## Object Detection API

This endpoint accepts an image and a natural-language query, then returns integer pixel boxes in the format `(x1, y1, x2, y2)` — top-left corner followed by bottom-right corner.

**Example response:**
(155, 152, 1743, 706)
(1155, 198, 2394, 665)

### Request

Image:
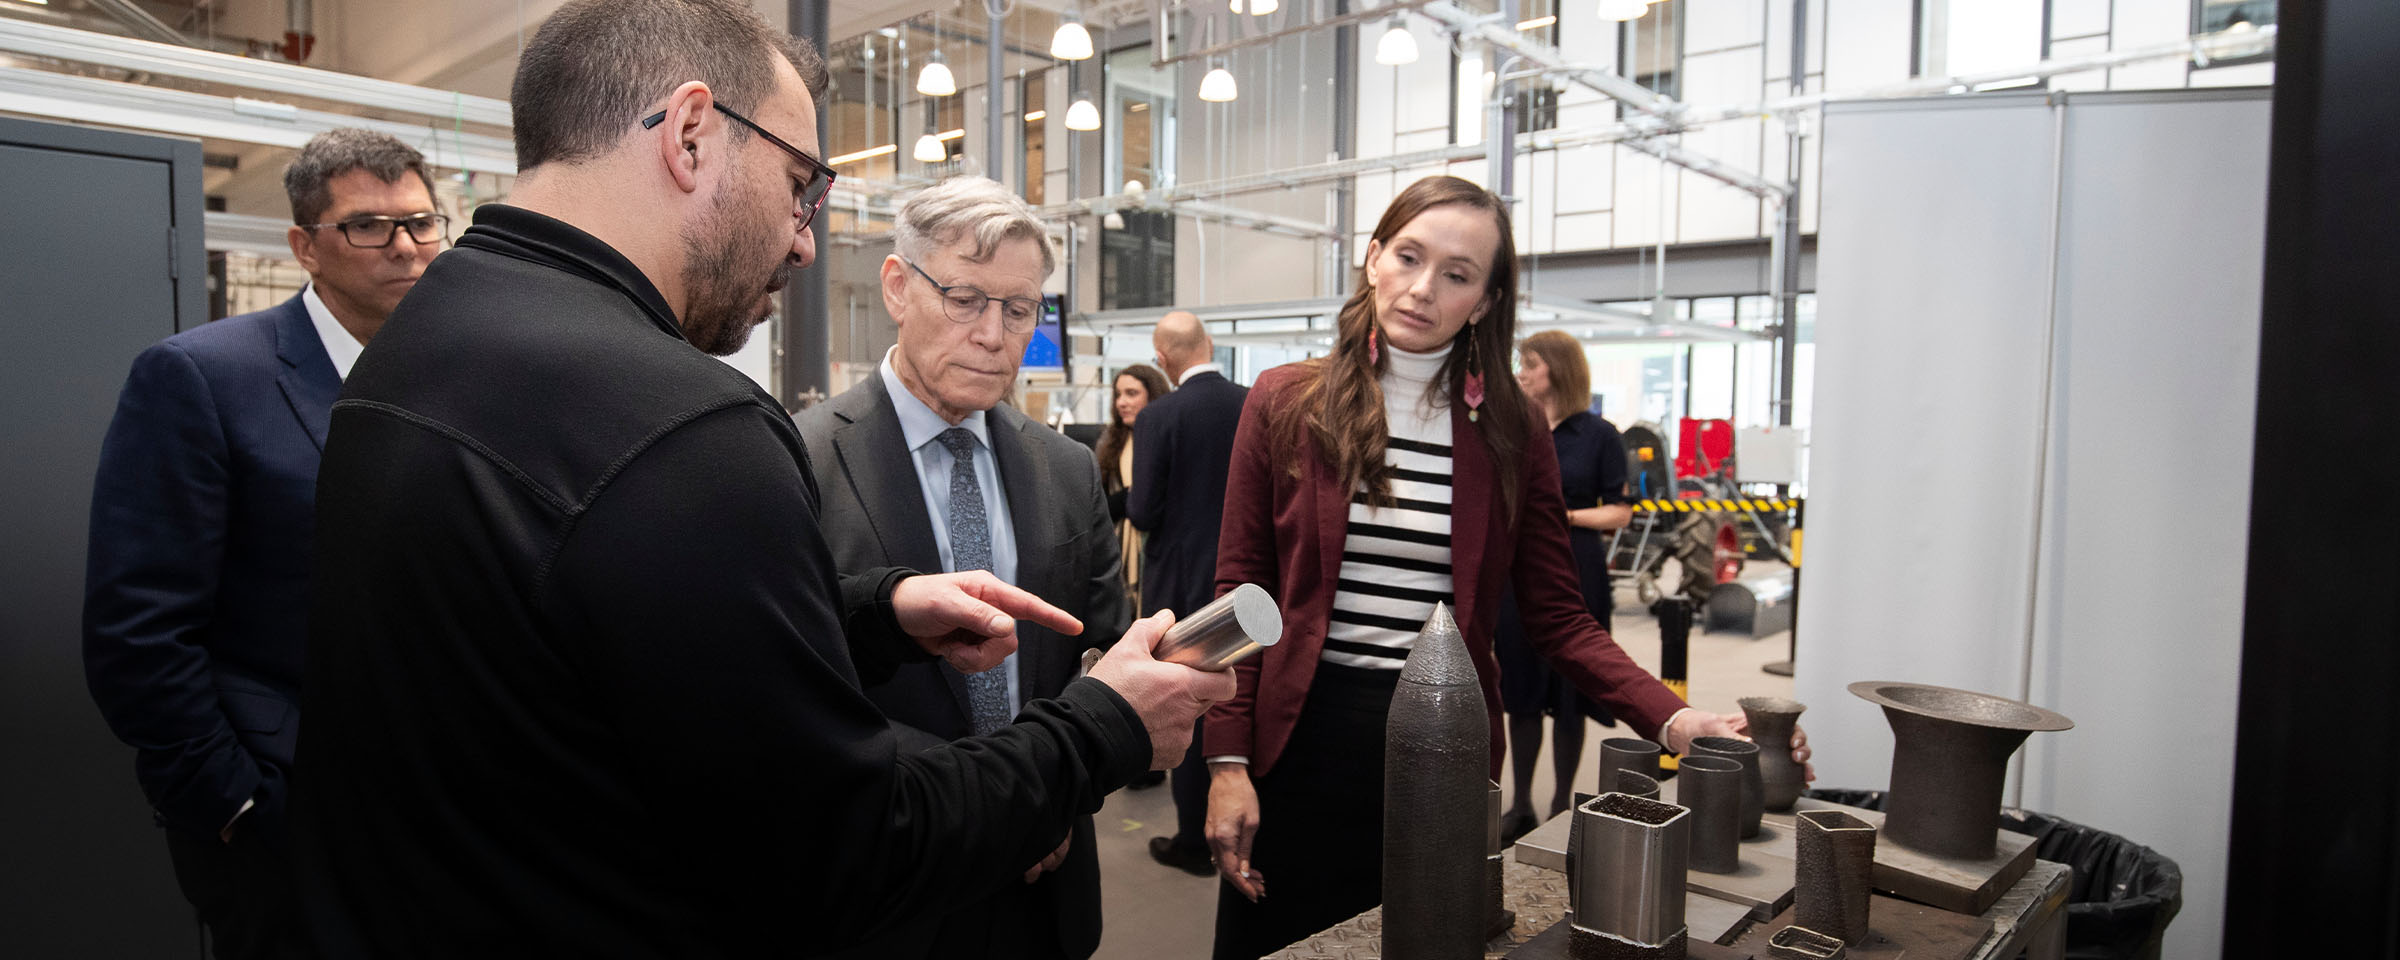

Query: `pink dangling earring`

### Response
(1462, 329, 1485, 422)
(1367, 326, 1380, 365)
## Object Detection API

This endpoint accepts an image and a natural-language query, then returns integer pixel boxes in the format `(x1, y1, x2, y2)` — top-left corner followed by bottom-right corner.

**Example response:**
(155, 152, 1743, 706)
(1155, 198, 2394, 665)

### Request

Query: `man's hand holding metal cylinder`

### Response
(1087, 610, 1239, 769)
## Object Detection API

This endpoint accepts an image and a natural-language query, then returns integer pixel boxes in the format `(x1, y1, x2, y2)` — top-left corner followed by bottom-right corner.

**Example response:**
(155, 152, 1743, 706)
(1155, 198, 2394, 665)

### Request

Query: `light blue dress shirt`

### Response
(878, 350, 1021, 713)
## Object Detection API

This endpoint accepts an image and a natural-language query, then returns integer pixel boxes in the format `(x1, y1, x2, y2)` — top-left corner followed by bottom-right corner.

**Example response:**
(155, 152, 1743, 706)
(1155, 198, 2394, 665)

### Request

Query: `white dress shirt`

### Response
(878, 349, 1022, 713)
(301, 284, 366, 380)
(1175, 362, 1224, 387)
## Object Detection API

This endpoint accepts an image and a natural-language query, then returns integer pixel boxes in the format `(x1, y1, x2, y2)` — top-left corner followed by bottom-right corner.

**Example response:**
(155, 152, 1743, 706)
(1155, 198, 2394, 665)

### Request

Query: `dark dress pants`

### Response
(1211, 663, 1399, 960)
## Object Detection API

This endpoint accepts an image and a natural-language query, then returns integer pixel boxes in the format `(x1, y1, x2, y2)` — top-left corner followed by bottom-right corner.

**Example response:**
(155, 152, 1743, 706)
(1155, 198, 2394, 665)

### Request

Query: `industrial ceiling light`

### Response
(1102, 210, 1126, 230)
(913, 133, 947, 163)
(1064, 97, 1102, 130)
(1600, 0, 1648, 21)
(1050, 18, 1094, 60)
(1245, 0, 1280, 14)
(1124, 179, 1145, 194)
(1198, 62, 1238, 102)
(1375, 18, 1419, 65)
(917, 57, 957, 96)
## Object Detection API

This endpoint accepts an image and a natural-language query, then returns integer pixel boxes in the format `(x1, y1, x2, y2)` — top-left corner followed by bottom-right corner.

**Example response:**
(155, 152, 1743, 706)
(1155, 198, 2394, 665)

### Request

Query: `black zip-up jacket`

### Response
(291, 204, 1149, 957)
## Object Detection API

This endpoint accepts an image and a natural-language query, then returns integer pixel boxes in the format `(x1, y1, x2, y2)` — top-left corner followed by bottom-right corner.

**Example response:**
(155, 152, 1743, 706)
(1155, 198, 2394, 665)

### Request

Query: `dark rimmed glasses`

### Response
(643, 101, 837, 232)
(301, 213, 449, 249)
(900, 257, 1046, 334)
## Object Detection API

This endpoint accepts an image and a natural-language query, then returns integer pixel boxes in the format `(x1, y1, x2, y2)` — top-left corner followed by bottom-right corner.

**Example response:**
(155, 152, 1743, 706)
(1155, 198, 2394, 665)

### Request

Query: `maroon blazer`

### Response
(1206, 363, 1690, 778)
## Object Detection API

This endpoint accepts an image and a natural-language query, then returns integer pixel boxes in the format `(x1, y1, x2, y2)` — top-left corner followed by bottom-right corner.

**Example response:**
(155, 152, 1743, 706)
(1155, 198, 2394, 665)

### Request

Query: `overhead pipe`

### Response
(80, 0, 186, 47)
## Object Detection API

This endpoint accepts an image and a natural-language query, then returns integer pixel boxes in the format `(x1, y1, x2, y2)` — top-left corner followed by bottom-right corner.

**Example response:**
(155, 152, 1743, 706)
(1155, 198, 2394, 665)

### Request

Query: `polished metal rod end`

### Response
(1153, 583, 1282, 670)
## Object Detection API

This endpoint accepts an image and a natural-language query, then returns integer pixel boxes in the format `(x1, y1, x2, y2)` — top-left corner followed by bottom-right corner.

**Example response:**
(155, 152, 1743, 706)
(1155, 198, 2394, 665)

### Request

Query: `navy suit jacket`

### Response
(84, 293, 338, 838)
(1126, 370, 1249, 617)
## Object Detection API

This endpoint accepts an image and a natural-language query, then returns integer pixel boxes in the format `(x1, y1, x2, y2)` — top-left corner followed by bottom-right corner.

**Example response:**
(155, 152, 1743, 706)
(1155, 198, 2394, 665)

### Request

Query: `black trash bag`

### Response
(1803, 789, 2184, 960)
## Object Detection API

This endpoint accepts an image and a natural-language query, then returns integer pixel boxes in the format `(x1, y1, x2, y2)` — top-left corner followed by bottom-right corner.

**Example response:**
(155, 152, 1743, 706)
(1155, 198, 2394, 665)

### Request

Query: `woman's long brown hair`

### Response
(1268, 175, 1531, 521)
(1097, 363, 1171, 491)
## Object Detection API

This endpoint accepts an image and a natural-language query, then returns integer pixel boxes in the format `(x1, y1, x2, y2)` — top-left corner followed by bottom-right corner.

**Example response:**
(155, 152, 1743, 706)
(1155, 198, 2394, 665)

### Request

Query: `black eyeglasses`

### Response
(901, 257, 1046, 334)
(643, 101, 837, 232)
(302, 213, 449, 249)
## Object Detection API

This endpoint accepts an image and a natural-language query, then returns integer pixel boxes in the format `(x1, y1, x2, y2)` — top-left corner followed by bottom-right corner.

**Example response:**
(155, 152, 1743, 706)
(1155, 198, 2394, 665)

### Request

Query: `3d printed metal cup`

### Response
(1687, 736, 1764, 839)
(1793, 810, 1875, 945)
(1571, 792, 1691, 953)
(1738, 696, 1807, 812)
(1383, 603, 1490, 960)
(1674, 755, 1745, 874)
(1153, 582, 1281, 670)
(1599, 737, 1664, 787)
(1848, 681, 2074, 860)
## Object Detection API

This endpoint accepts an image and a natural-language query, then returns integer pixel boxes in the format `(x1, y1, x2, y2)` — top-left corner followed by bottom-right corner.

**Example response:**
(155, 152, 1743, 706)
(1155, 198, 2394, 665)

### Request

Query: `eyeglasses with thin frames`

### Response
(642, 101, 838, 232)
(900, 257, 1046, 334)
(301, 213, 450, 249)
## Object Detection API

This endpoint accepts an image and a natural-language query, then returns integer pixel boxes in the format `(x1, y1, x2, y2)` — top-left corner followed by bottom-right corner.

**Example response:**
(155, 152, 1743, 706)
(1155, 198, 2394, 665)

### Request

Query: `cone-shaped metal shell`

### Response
(1400, 601, 1478, 685)
(1383, 601, 1490, 960)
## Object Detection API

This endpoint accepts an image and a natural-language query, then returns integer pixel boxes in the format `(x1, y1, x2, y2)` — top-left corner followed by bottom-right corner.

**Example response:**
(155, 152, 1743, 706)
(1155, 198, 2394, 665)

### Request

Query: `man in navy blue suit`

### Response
(1128, 311, 1251, 876)
(83, 128, 445, 958)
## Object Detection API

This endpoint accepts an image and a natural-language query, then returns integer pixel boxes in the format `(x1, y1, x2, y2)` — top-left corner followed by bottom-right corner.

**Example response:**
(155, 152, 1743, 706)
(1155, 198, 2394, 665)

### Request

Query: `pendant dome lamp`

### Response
(1375, 17, 1419, 65)
(917, 57, 957, 96)
(1064, 98, 1102, 131)
(912, 133, 947, 163)
(1050, 16, 1094, 60)
(1198, 61, 1239, 102)
(1234, 0, 1280, 14)
(1600, 0, 1649, 21)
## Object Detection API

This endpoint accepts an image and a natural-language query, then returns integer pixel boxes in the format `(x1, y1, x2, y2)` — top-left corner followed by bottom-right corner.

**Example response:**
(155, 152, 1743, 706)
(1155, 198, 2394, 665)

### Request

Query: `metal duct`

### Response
(283, 0, 315, 61)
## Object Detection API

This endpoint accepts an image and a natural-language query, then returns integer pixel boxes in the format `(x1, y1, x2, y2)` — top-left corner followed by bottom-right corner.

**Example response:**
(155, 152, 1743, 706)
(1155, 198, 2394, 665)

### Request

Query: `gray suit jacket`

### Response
(795, 371, 1128, 960)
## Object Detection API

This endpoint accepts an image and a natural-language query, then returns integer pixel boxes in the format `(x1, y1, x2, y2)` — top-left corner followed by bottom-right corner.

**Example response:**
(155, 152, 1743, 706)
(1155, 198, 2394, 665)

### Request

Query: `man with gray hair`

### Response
(797, 174, 1125, 960)
(83, 127, 443, 959)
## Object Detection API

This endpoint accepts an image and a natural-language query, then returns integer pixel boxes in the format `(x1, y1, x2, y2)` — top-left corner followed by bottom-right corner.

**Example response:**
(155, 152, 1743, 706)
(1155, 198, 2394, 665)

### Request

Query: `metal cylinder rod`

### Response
(1153, 583, 1282, 671)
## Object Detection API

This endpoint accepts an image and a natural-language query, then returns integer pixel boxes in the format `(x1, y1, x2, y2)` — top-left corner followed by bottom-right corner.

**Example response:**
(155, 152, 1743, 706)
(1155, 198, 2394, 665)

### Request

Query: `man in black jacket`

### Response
(291, 2, 1231, 956)
(1128, 310, 1252, 876)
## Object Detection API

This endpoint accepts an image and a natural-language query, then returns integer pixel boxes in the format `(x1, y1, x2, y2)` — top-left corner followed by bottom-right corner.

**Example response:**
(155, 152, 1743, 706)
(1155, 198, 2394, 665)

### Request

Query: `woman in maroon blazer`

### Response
(1201, 176, 1806, 959)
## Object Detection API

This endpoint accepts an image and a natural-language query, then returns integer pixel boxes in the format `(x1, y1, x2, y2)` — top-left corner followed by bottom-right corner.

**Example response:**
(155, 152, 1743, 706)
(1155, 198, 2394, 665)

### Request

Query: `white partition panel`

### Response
(2024, 89, 2268, 960)
(1799, 89, 2268, 960)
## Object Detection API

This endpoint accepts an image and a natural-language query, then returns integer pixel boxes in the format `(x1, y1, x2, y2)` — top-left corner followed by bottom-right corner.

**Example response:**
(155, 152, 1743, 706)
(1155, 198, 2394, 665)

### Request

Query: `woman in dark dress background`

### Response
(1494, 330, 1638, 841)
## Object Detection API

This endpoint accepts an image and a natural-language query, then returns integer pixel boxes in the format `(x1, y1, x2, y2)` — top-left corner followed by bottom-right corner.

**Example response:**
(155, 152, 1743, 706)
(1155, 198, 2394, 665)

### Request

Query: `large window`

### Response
(1618, 0, 1683, 108)
(1104, 46, 1175, 193)
(2194, 0, 2276, 67)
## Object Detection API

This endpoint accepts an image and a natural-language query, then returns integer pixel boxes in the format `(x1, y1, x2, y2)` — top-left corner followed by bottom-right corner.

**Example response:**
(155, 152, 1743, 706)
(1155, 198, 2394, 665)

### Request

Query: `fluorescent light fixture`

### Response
(828, 143, 897, 165)
(916, 60, 956, 97)
(1516, 15, 1557, 30)
(913, 134, 947, 163)
(935, 128, 966, 141)
(1198, 66, 1238, 102)
(1971, 76, 2042, 92)
(1600, 0, 1648, 21)
(1064, 98, 1101, 130)
(1050, 20, 1094, 60)
(18, 0, 50, 6)
(1129, 101, 1149, 111)
(1375, 19, 1419, 65)
(1023, 109, 1047, 122)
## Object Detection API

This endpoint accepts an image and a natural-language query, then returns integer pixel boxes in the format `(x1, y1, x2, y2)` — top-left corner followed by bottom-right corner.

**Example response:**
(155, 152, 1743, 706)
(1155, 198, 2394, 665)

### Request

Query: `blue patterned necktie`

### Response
(937, 427, 1009, 736)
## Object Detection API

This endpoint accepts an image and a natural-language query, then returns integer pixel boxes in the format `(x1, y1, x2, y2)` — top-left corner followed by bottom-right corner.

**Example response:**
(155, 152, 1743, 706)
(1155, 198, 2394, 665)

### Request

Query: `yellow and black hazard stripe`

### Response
(1631, 497, 1801, 513)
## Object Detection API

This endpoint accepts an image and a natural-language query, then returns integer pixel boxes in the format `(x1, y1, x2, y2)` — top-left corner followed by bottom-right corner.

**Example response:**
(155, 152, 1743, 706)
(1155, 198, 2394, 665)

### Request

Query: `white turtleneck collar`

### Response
(1381, 339, 1453, 425)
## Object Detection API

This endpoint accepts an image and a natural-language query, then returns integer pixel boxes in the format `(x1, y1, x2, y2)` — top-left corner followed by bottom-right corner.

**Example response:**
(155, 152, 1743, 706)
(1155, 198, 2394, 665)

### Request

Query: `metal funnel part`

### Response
(1848, 681, 2073, 860)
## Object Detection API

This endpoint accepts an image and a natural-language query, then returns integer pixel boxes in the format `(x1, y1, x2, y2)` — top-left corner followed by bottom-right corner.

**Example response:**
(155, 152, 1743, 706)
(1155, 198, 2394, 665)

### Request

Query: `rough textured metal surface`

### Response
(1675, 756, 1744, 874)
(1735, 697, 1807, 813)
(1764, 926, 1845, 959)
(1574, 794, 1690, 947)
(1155, 582, 1282, 670)
(1780, 802, 2036, 917)
(1265, 856, 1570, 960)
(1568, 925, 1689, 960)
(1792, 811, 1874, 947)
(1600, 738, 1664, 787)
(1614, 769, 1662, 802)
(1847, 681, 2072, 861)
(1385, 603, 1493, 960)
(1687, 737, 1764, 839)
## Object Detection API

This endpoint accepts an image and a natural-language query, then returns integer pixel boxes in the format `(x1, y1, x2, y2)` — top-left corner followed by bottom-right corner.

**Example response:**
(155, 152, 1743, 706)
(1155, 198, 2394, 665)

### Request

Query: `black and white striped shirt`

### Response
(1322, 344, 1456, 670)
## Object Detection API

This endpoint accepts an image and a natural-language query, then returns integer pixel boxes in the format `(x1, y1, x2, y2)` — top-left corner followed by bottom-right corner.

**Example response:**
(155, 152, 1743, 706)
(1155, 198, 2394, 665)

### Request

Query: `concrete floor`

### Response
(1086, 566, 1798, 960)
